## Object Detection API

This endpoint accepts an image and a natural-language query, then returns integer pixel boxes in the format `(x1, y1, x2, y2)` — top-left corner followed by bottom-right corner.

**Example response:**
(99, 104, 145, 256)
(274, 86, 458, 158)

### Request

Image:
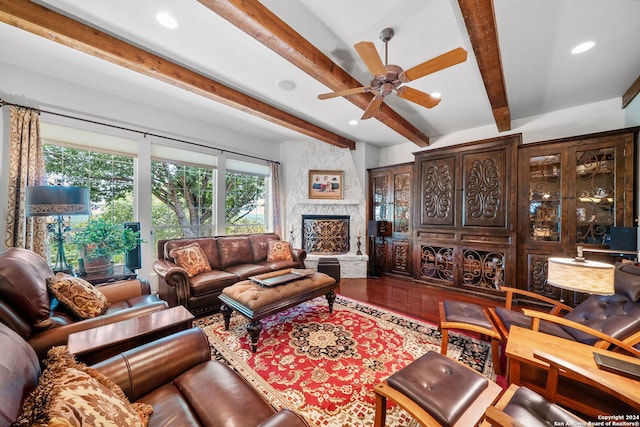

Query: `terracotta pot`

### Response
(82, 254, 114, 276)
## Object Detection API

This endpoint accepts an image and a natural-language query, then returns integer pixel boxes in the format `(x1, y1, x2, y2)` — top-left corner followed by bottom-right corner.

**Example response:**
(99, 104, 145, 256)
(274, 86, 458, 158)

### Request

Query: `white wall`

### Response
(376, 98, 630, 167)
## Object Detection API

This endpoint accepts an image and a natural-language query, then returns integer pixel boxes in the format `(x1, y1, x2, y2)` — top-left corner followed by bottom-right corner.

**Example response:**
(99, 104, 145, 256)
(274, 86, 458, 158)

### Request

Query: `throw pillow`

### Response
(14, 346, 153, 427)
(169, 242, 212, 277)
(47, 273, 109, 319)
(267, 240, 293, 262)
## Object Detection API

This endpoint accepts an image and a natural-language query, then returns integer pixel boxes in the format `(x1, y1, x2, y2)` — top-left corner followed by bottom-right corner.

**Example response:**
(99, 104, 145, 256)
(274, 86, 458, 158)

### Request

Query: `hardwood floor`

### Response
(337, 275, 505, 325)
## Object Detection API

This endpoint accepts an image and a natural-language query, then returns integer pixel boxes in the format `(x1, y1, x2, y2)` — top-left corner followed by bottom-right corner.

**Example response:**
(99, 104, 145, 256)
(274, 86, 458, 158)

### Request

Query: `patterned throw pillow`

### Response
(169, 242, 212, 277)
(14, 346, 153, 427)
(267, 240, 293, 262)
(48, 273, 109, 319)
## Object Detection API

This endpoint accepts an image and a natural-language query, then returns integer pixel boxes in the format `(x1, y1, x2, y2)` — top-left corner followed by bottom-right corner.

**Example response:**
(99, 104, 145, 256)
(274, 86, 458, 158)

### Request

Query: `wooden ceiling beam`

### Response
(198, 0, 430, 147)
(622, 75, 640, 109)
(0, 0, 355, 150)
(458, 0, 511, 132)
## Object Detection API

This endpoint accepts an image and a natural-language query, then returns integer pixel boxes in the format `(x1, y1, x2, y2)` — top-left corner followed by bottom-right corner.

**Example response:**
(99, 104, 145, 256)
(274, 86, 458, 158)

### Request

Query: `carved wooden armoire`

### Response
(412, 134, 520, 295)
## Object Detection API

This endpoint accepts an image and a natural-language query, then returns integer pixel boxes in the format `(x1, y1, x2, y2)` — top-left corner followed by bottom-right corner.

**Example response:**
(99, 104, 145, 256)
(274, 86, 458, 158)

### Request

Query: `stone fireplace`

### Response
(284, 140, 368, 278)
(302, 215, 350, 254)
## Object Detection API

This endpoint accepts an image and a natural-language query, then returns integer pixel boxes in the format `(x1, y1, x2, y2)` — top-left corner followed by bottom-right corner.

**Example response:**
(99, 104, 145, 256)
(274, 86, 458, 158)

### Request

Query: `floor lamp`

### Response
(26, 185, 90, 274)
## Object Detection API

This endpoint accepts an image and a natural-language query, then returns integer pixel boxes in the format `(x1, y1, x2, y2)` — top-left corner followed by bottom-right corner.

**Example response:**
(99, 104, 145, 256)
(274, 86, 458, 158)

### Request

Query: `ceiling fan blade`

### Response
(401, 47, 467, 82)
(361, 97, 384, 120)
(354, 41, 387, 77)
(397, 86, 441, 109)
(318, 86, 370, 100)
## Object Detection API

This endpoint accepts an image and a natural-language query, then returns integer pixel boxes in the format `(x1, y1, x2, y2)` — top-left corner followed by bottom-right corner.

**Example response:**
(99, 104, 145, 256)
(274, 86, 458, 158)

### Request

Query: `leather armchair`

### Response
(93, 327, 310, 426)
(0, 322, 309, 427)
(488, 262, 640, 352)
(0, 247, 167, 359)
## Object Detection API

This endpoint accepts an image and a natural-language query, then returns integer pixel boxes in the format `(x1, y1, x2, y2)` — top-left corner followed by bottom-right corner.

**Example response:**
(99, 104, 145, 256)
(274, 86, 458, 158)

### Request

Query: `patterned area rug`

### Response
(195, 295, 495, 427)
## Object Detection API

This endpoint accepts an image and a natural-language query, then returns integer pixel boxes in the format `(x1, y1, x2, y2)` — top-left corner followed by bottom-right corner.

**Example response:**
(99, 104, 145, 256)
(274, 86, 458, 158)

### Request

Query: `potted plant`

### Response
(72, 218, 144, 275)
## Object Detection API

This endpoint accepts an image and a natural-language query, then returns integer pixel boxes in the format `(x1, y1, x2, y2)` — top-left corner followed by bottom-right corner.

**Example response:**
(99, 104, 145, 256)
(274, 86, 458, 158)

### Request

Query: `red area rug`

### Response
(195, 295, 495, 426)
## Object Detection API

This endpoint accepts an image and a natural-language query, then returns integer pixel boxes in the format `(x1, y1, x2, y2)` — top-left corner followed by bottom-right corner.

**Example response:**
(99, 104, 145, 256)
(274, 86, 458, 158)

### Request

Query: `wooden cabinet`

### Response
(413, 134, 520, 295)
(517, 129, 636, 304)
(368, 163, 413, 276)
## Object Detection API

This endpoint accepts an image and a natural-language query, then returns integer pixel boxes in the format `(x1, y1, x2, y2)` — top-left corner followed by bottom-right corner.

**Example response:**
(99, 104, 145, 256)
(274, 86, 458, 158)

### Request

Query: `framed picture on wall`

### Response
(309, 170, 343, 200)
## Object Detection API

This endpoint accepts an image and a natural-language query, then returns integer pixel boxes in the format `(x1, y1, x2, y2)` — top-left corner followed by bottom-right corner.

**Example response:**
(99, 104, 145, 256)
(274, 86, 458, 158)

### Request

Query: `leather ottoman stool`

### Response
(317, 257, 340, 283)
(374, 351, 501, 427)
(439, 301, 502, 375)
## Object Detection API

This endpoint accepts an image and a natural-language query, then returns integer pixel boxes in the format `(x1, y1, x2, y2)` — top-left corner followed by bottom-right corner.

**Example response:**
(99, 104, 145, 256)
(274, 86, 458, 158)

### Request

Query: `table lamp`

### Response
(547, 246, 615, 296)
(26, 185, 90, 273)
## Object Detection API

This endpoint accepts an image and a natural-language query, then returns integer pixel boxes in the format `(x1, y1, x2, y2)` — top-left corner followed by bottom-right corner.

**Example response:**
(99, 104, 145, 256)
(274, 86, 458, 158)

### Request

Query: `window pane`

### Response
(43, 144, 135, 265)
(225, 171, 266, 235)
(151, 160, 215, 247)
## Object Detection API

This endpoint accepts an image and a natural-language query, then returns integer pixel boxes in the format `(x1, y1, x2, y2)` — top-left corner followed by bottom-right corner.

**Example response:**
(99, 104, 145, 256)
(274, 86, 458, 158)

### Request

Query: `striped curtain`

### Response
(4, 106, 47, 255)
(269, 162, 282, 238)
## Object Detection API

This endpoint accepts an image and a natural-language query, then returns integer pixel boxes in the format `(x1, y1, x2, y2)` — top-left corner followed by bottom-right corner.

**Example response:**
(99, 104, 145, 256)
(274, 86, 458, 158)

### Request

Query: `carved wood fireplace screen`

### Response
(302, 215, 350, 254)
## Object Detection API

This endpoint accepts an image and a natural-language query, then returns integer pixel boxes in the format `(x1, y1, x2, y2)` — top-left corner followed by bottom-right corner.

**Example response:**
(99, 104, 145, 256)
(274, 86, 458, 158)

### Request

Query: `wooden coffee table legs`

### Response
(220, 290, 337, 352)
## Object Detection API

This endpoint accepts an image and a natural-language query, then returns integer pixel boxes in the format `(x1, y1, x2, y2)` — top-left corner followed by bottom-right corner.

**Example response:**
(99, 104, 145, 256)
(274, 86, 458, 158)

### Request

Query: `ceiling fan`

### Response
(318, 28, 467, 120)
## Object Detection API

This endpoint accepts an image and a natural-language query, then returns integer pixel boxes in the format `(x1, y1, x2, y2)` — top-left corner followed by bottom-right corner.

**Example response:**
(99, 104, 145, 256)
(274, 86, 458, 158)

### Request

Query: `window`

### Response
(225, 171, 266, 234)
(151, 159, 216, 245)
(43, 144, 135, 264)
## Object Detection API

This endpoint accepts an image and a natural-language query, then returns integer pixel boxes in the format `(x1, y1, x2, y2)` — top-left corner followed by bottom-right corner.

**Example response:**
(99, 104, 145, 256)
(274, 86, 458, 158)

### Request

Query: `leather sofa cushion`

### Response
(502, 386, 584, 427)
(615, 263, 640, 301)
(217, 236, 254, 269)
(0, 247, 52, 327)
(224, 264, 272, 281)
(249, 233, 280, 262)
(164, 238, 222, 270)
(563, 294, 640, 344)
(139, 361, 276, 427)
(189, 270, 238, 297)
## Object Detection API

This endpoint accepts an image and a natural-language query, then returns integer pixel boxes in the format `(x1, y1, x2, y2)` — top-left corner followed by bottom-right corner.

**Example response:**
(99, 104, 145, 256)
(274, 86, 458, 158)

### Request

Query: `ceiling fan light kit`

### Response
(318, 27, 467, 120)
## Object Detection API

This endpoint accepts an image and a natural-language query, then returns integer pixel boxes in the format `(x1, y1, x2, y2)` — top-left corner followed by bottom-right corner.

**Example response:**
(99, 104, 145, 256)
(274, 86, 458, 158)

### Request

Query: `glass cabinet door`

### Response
(373, 174, 389, 221)
(527, 153, 562, 242)
(575, 147, 615, 244)
(393, 171, 411, 234)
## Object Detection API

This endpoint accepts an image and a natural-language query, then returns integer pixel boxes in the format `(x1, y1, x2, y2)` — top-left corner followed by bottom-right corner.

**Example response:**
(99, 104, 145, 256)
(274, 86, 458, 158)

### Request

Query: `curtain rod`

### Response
(0, 98, 279, 165)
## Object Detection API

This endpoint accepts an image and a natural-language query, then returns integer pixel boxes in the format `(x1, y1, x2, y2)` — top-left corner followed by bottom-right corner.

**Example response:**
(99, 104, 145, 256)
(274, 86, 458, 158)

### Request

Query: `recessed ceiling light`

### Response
(156, 12, 178, 29)
(571, 41, 595, 54)
(276, 80, 296, 91)
(349, 119, 359, 126)
(431, 92, 442, 99)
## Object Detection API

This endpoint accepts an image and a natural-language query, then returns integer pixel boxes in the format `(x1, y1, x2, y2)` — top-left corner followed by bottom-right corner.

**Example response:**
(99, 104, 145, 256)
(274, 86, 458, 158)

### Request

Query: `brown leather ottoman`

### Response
(374, 351, 501, 427)
(218, 270, 337, 352)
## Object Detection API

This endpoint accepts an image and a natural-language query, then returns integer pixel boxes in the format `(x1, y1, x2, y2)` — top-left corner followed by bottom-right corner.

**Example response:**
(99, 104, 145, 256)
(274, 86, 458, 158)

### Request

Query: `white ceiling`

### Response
(1, 0, 639, 148)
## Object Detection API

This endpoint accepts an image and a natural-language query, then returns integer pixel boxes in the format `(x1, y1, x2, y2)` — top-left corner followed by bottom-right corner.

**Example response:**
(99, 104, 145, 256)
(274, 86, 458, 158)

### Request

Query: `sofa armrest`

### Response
(152, 259, 186, 284)
(291, 248, 307, 268)
(91, 327, 211, 401)
(29, 300, 167, 359)
(257, 409, 310, 427)
(96, 278, 150, 302)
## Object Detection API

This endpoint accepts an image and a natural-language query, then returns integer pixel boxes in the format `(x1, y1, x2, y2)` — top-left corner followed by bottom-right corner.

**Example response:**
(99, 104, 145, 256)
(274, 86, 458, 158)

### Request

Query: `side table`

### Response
(506, 325, 640, 418)
(68, 305, 194, 365)
(78, 264, 137, 285)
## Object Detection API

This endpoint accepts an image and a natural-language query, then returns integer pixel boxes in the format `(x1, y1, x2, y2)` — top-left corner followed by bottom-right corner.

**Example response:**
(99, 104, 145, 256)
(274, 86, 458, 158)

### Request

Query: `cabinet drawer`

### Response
(461, 234, 511, 244)
(416, 231, 456, 241)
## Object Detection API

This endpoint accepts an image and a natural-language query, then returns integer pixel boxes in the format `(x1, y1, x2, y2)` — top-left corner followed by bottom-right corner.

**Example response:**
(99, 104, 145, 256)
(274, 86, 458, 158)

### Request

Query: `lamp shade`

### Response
(26, 186, 90, 216)
(547, 257, 615, 295)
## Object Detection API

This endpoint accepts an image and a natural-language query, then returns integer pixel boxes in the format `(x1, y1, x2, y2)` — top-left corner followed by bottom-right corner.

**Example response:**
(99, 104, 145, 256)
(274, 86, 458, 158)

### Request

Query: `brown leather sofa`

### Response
(0, 322, 309, 427)
(153, 233, 306, 315)
(0, 247, 167, 360)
